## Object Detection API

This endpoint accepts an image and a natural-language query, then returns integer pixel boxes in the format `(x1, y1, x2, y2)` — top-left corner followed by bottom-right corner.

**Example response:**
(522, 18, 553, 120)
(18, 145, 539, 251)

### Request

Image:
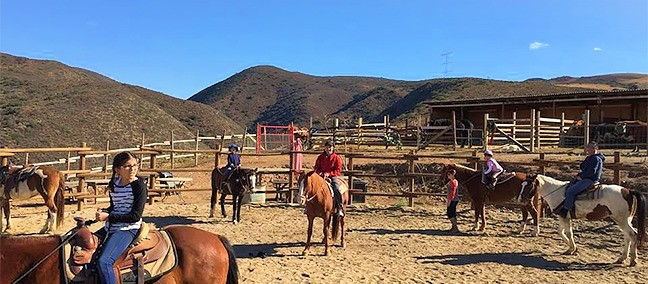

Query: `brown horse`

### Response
(296, 171, 348, 256)
(209, 167, 256, 223)
(441, 163, 541, 235)
(0, 225, 239, 284)
(0, 165, 65, 234)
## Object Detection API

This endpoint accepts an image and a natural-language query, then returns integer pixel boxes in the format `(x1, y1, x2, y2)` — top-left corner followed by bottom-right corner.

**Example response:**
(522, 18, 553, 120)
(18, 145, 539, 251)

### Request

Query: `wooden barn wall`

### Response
(429, 98, 647, 126)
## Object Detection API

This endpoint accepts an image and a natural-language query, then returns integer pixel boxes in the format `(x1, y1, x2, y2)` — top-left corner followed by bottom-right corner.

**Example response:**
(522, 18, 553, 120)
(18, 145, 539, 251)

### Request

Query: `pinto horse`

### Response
(296, 171, 348, 256)
(0, 224, 239, 283)
(0, 165, 65, 234)
(209, 167, 256, 223)
(441, 164, 541, 235)
(522, 174, 646, 266)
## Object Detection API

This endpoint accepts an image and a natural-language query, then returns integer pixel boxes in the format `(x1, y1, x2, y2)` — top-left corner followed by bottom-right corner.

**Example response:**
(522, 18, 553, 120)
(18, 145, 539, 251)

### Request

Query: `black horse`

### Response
(430, 118, 475, 147)
(209, 167, 256, 224)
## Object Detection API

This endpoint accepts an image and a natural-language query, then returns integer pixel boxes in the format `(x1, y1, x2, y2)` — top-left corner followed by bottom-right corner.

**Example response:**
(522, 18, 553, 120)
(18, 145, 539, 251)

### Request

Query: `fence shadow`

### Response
(352, 227, 471, 237)
(234, 242, 305, 258)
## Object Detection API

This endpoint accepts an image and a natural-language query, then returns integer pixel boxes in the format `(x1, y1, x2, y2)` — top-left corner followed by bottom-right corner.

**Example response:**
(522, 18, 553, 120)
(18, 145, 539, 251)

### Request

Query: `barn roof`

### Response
(423, 89, 648, 108)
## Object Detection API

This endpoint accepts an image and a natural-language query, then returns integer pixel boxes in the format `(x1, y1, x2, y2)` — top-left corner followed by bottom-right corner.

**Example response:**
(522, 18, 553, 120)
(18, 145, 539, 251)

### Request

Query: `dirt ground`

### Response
(3, 147, 648, 283)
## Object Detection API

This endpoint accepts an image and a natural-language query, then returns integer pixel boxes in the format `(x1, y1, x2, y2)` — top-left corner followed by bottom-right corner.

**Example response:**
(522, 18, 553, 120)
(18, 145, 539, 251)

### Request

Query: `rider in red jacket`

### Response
(314, 140, 344, 216)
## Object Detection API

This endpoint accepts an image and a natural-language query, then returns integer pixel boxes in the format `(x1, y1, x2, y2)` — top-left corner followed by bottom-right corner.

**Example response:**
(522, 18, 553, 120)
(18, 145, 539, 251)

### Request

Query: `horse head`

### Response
(518, 174, 539, 203)
(234, 168, 256, 192)
(297, 171, 326, 205)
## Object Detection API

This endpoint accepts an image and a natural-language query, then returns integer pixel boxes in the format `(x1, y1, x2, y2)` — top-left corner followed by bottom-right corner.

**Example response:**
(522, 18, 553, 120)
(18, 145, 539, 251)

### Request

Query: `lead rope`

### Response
(11, 228, 81, 284)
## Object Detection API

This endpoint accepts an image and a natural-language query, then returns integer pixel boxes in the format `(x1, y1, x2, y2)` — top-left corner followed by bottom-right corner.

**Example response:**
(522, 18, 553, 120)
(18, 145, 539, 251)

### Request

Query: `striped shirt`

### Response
(104, 178, 146, 233)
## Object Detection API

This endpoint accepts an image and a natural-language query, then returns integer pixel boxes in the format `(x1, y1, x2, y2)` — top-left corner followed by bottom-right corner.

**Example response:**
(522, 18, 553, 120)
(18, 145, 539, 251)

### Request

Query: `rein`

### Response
(11, 227, 82, 284)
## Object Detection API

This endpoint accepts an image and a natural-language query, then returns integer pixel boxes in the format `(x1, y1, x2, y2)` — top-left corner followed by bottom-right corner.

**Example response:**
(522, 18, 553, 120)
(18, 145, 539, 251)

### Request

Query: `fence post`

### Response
(195, 130, 200, 167)
(77, 142, 87, 194)
(483, 113, 489, 151)
(530, 109, 536, 152)
(149, 153, 158, 205)
(242, 127, 248, 153)
(66, 151, 71, 171)
(104, 140, 110, 173)
(347, 150, 354, 205)
(471, 150, 478, 170)
(220, 130, 227, 153)
(584, 110, 590, 148)
(357, 117, 363, 149)
(24, 153, 29, 166)
(614, 151, 620, 185)
(538, 153, 546, 175)
(511, 111, 517, 139)
(139, 133, 145, 169)
(451, 111, 458, 151)
(170, 131, 175, 169)
(407, 151, 416, 207)
(536, 110, 541, 151)
(214, 145, 220, 169)
(559, 112, 566, 147)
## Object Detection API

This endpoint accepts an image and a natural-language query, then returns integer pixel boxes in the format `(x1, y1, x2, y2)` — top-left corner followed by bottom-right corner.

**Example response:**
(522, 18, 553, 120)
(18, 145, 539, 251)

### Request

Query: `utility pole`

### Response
(441, 51, 453, 77)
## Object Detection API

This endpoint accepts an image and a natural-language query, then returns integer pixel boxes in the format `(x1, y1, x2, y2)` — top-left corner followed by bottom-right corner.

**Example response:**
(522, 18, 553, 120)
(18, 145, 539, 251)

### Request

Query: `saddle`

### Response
(64, 218, 177, 284)
(3, 166, 42, 193)
(572, 183, 603, 201)
(325, 177, 349, 196)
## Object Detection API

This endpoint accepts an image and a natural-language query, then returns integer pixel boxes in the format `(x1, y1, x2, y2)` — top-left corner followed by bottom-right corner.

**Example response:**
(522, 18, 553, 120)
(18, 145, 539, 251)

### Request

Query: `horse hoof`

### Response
(562, 249, 576, 255)
(324, 251, 330, 256)
(302, 250, 309, 256)
(630, 260, 637, 267)
(208, 214, 214, 218)
(232, 220, 238, 224)
(614, 258, 625, 264)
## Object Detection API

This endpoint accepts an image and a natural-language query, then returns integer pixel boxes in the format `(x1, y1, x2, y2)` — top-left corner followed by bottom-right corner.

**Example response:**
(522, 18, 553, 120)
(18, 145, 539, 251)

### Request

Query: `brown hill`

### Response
(192, 67, 642, 126)
(0, 53, 242, 152)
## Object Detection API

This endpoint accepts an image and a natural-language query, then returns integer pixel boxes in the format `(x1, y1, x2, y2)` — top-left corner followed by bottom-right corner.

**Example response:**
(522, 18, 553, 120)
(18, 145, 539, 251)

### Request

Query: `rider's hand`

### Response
(95, 209, 109, 222)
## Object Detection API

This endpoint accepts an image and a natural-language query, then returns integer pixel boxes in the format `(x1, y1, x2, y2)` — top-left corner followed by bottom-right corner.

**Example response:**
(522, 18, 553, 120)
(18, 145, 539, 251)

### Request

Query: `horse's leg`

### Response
(209, 176, 219, 218)
(39, 209, 54, 234)
(231, 193, 238, 224)
(220, 193, 227, 218)
(479, 203, 486, 231)
(0, 198, 5, 233)
(559, 218, 577, 255)
(323, 215, 331, 256)
(4, 199, 12, 232)
(611, 215, 636, 266)
(532, 199, 542, 237)
(303, 216, 314, 256)
(518, 207, 528, 235)
(236, 194, 243, 223)
(340, 210, 346, 248)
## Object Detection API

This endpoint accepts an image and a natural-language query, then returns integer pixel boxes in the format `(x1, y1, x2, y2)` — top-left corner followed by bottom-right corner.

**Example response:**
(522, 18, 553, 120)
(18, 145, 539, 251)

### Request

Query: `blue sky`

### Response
(1, 1, 647, 99)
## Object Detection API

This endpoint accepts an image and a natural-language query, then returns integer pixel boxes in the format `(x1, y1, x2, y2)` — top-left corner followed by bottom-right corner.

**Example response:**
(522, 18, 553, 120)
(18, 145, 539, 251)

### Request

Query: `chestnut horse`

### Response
(209, 168, 256, 223)
(522, 174, 646, 266)
(0, 165, 65, 234)
(296, 171, 348, 256)
(441, 164, 541, 235)
(0, 225, 239, 284)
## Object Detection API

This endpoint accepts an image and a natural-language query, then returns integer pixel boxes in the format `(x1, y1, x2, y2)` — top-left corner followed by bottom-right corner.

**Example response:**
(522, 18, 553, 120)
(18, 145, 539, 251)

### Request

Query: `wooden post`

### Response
(536, 110, 541, 151)
(214, 145, 220, 168)
(407, 151, 416, 207)
(334, 118, 339, 145)
(538, 153, 546, 175)
(104, 140, 110, 173)
(170, 131, 175, 169)
(530, 109, 536, 152)
(194, 130, 200, 166)
(77, 142, 87, 194)
(220, 130, 227, 153)
(560, 112, 566, 147)
(385, 115, 390, 150)
(471, 150, 478, 170)
(357, 117, 363, 149)
(347, 151, 354, 205)
(483, 113, 489, 151)
(613, 151, 620, 185)
(149, 153, 157, 205)
(241, 127, 248, 152)
(584, 110, 591, 148)
(309, 116, 313, 129)
(24, 153, 29, 166)
(511, 112, 517, 139)
(66, 151, 72, 171)
(139, 133, 145, 169)
(451, 111, 458, 151)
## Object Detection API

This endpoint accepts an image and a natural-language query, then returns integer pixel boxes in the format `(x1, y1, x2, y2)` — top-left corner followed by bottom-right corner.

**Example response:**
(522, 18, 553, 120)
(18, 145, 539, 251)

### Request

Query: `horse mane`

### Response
(537, 174, 569, 187)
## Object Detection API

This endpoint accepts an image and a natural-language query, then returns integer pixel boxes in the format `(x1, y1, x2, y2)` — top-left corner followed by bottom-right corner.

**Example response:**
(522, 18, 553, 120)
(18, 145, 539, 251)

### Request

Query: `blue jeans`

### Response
(330, 176, 342, 211)
(564, 179, 595, 211)
(95, 228, 138, 284)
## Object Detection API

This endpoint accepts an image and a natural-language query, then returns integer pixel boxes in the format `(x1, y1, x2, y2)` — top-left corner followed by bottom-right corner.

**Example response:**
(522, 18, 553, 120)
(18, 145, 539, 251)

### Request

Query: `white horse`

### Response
(524, 174, 645, 266)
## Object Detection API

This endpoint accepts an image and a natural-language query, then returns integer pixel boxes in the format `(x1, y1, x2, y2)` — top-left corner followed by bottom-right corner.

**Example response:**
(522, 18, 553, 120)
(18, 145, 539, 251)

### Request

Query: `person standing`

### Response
(94, 152, 146, 284)
(314, 140, 344, 216)
(446, 169, 460, 233)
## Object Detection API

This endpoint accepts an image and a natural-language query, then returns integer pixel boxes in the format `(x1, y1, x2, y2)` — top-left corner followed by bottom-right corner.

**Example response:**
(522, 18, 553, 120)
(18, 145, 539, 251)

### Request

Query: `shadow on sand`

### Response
(234, 242, 305, 258)
(416, 252, 625, 271)
(352, 227, 471, 237)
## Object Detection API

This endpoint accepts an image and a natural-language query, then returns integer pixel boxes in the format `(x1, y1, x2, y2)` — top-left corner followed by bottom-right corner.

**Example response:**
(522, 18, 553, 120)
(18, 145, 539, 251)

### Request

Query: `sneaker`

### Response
(338, 211, 344, 217)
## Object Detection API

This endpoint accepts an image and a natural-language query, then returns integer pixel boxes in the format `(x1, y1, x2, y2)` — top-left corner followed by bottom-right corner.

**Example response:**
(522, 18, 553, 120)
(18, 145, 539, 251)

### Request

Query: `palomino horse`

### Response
(0, 223, 239, 283)
(297, 171, 348, 256)
(441, 164, 541, 235)
(0, 165, 66, 233)
(209, 167, 256, 223)
(522, 174, 646, 266)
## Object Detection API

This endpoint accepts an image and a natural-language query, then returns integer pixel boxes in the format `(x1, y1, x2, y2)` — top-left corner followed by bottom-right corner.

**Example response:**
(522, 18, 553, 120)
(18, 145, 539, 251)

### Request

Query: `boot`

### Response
(449, 217, 459, 233)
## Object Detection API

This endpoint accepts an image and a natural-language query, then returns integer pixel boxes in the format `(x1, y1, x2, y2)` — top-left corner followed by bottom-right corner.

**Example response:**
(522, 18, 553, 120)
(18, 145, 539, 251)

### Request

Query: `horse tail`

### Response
(332, 213, 340, 240)
(209, 169, 219, 215)
(630, 190, 646, 248)
(55, 175, 65, 228)
(219, 235, 239, 284)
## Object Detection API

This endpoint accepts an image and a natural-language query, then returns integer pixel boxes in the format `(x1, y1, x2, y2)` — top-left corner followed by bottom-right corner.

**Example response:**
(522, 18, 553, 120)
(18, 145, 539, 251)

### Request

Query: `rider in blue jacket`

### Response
(558, 141, 605, 218)
(221, 143, 241, 180)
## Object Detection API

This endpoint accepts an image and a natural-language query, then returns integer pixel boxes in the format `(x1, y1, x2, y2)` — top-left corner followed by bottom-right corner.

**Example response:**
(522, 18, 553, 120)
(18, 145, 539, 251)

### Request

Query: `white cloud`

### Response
(593, 47, 603, 51)
(529, 42, 549, 50)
